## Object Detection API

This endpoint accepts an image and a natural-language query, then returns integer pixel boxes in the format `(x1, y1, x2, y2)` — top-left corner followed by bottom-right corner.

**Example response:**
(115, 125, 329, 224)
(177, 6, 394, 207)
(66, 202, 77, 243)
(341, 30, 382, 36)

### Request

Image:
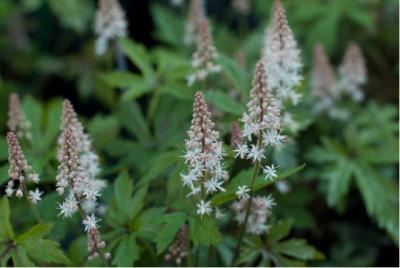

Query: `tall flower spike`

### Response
(184, 0, 205, 45)
(263, 0, 302, 106)
(230, 121, 242, 150)
(165, 224, 188, 265)
(338, 42, 367, 102)
(58, 100, 104, 213)
(231, 195, 276, 234)
(187, 18, 221, 87)
(311, 44, 337, 114)
(236, 60, 282, 161)
(6, 132, 41, 203)
(232, 0, 251, 16)
(7, 93, 31, 140)
(181, 92, 228, 217)
(94, 0, 128, 55)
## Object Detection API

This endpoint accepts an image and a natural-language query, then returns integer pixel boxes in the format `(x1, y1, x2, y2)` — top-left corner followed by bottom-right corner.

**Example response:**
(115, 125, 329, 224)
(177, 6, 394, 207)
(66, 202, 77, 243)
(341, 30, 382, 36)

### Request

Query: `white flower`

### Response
(5, 186, 14, 197)
(247, 145, 265, 163)
(234, 144, 248, 159)
(181, 171, 198, 188)
(29, 173, 40, 184)
(28, 188, 43, 204)
(83, 214, 100, 232)
(236, 185, 250, 200)
(16, 188, 23, 198)
(196, 200, 212, 217)
(263, 163, 278, 181)
(186, 186, 201, 197)
(204, 178, 225, 194)
(264, 195, 276, 209)
(215, 207, 225, 219)
(264, 130, 285, 147)
(58, 196, 78, 218)
(276, 180, 290, 193)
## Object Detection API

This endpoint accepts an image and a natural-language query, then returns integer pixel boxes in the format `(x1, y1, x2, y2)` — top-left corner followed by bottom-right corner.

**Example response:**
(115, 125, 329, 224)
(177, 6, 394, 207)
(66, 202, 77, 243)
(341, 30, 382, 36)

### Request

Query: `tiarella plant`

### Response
(0, 0, 397, 267)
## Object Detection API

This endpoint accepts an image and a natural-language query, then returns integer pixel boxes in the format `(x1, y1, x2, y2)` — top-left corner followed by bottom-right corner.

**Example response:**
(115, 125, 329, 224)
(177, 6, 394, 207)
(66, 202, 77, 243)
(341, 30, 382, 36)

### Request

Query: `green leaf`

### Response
(21, 238, 71, 265)
(17, 223, 52, 243)
(100, 71, 138, 88)
(150, 4, 184, 46)
(116, 100, 152, 144)
(42, 99, 62, 151)
(12, 247, 35, 267)
(217, 54, 250, 96)
(0, 197, 14, 240)
(130, 185, 148, 221)
(139, 151, 179, 185)
(122, 81, 153, 101)
(353, 164, 399, 244)
(119, 39, 154, 78)
(203, 90, 244, 116)
(112, 233, 139, 266)
(327, 158, 353, 207)
(268, 219, 293, 243)
(275, 239, 323, 261)
(0, 137, 7, 161)
(154, 212, 187, 255)
(113, 172, 134, 222)
(211, 164, 305, 206)
(189, 215, 222, 246)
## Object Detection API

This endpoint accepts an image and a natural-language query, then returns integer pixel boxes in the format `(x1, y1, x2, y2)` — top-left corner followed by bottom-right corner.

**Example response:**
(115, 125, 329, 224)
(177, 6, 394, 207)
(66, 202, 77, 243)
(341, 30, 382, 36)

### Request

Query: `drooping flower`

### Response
(94, 0, 128, 55)
(7, 93, 31, 140)
(263, 0, 302, 106)
(165, 224, 188, 265)
(187, 18, 221, 86)
(311, 44, 337, 114)
(184, 0, 205, 45)
(181, 92, 228, 215)
(232, 0, 251, 16)
(337, 42, 367, 102)
(231, 195, 276, 234)
(6, 132, 41, 202)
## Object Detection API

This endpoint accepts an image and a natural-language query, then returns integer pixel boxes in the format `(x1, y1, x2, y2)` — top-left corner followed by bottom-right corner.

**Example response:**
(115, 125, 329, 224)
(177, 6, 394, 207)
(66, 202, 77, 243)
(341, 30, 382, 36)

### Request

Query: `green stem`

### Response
(20, 183, 42, 223)
(231, 160, 261, 265)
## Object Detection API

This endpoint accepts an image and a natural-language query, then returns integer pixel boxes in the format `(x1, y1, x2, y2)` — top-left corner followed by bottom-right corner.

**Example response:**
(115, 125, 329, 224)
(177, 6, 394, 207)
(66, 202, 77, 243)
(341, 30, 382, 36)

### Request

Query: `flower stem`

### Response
(21, 183, 42, 223)
(231, 160, 261, 265)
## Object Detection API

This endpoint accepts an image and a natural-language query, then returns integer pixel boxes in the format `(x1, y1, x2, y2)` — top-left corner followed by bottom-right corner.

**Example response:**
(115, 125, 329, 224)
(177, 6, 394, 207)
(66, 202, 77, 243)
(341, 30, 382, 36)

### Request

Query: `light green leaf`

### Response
(119, 39, 154, 78)
(150, 4, 184, 46)
(327, 159, 353, 207)
(116, 100, 152, 144)
(275, 239, 323, 261)
(22, 238, 71, 265)
(203, 90, 244, 116)
(211, 164, 305, 206)
(100, 71, 138, 88)
(0, 197, 14, 240)
(217, 54, 250, 96)
(268, 219, 293, 243)
(0, 137, 7, 161)
(154, 212, 187, 255)
(113, 172, 134, 222)
(17, 223, 52, 243)
(189, 215, 222, 246)
(112, 233, 139, 266)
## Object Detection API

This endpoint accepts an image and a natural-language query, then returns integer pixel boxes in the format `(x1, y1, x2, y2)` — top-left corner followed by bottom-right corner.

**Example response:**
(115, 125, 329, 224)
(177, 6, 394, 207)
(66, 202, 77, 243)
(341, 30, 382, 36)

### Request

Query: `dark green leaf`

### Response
(154, 212, 186, 255)
(189, 215, 222, 246)
(112, 233, 139, 266)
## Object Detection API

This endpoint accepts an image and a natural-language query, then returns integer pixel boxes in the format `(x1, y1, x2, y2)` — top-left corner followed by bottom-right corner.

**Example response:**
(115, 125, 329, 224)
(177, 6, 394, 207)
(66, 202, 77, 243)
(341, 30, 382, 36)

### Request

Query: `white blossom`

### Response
(247, 144, 265, 163)
(196, 200, 212, 217)
(58, 196, 78, 218)
(28, 188, 43, 204)
(263, 163, 278, 181)
(83, 214, 100, 232)
(236, 185, 250, 200)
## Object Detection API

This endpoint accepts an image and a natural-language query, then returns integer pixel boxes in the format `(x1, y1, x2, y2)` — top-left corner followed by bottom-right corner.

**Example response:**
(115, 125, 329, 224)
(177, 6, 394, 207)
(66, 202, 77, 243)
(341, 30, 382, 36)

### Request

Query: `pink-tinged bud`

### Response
(7, 93, 31, 140)
(165, 224, 188, 265)
(184, 0, 206, 45)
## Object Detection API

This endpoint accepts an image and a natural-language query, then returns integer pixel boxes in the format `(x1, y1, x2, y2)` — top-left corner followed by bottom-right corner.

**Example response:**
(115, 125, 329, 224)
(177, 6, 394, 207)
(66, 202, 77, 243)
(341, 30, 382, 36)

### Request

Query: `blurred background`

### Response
(0, 0, 398, 266)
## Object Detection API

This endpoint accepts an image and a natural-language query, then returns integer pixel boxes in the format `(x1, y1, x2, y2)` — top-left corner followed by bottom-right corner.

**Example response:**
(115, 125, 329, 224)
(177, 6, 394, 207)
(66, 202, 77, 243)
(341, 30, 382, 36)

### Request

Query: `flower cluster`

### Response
(230, 121, 242, 150)
(311, 44, 338, 114)
(85, 215, 111, 261)
(234, 60, 284, 164)
(7, 93, 31, 140)
(263, 0, 302, 106)
(165, 224, 188, 265)
(337, 42, 367, 102)
(184, 0, 205, 45)
(94, 0, 128, 55)
(231, 195, 276, 234)
(6, 132, 42, 204)
(181, 92, 228, 217)
(187, 18, 221, 86)
(232, 0, 251, 16)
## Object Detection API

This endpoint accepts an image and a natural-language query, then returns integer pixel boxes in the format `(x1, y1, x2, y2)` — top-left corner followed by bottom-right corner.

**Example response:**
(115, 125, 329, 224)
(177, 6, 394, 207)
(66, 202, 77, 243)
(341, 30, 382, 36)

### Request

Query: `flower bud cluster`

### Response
(165, 224, 188, 265)
(232, 0, 251, 16)
(184, 0, 205, 45)
(7, 93, 31, 140)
